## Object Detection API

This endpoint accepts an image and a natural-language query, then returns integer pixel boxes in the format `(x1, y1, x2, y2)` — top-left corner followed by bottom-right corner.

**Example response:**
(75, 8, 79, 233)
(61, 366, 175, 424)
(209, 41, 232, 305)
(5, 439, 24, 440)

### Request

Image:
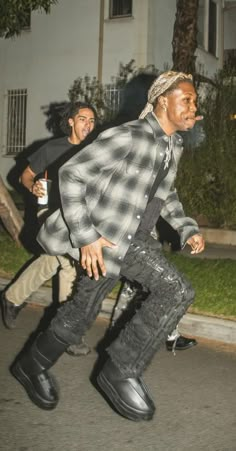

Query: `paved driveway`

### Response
(1, 306, 236, 451)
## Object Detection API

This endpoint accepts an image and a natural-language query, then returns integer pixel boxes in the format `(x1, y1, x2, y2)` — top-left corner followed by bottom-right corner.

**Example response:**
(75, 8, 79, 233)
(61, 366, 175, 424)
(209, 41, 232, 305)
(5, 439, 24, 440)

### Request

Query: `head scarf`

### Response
(139, 70, 193, 119)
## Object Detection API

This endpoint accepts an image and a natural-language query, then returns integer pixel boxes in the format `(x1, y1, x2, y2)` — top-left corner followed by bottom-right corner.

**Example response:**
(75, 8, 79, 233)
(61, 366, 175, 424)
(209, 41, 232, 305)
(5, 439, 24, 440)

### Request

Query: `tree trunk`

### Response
(172, 0, 199, 75)
(0, 176, 24, 246)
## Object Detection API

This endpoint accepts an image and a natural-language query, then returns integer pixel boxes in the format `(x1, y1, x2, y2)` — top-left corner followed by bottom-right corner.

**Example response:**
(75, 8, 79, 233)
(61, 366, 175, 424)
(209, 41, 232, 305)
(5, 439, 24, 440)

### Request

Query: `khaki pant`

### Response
(6, 254, 76, 306)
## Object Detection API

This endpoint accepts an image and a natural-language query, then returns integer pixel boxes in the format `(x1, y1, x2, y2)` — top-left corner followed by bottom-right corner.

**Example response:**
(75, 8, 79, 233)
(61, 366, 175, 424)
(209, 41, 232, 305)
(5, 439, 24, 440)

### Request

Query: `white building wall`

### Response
(0, 0, 234, 186)
(0, 0, 100, 142)
(0, 0, 101, 184)
(102, 0, 149, 82)
(147, 0, 176, 71)
(224, 6, 236, 49)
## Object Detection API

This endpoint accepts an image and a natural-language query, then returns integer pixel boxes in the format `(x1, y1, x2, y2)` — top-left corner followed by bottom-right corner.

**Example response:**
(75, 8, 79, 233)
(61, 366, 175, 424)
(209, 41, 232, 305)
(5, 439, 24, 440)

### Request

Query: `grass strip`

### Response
(0, 231, 235, 320)
(167, 252, 236, 320)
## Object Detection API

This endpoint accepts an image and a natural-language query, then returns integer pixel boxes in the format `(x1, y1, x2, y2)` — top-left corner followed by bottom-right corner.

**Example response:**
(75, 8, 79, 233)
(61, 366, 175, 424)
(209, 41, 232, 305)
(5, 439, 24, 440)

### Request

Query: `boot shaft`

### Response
(20, 328, 68, 375)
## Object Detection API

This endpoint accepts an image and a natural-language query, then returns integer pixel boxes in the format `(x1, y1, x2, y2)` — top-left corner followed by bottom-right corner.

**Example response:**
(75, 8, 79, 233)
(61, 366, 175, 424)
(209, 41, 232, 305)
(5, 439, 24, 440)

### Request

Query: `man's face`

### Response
(69, 108, 95, 144)
(161, 81, 198, 132)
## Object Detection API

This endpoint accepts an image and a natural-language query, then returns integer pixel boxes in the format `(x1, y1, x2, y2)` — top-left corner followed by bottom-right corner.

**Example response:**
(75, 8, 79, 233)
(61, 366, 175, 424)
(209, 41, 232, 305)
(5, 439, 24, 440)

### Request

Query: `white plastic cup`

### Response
(37, 178, 50, 205)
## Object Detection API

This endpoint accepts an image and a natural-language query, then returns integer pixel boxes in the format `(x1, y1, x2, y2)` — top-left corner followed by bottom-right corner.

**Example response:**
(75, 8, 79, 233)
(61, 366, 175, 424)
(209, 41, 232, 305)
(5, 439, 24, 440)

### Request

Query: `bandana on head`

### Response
(139, 70, 193, 119)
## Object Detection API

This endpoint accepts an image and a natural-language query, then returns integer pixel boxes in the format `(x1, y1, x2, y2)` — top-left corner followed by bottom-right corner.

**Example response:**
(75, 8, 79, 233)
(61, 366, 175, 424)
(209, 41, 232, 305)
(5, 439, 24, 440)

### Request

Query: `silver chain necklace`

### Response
(164, 136, 173, 170)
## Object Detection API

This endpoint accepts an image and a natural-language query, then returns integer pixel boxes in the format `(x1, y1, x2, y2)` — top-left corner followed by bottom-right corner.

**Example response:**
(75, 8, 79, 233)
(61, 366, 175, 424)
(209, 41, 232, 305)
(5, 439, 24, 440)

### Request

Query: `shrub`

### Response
(176, 68, 236, 229)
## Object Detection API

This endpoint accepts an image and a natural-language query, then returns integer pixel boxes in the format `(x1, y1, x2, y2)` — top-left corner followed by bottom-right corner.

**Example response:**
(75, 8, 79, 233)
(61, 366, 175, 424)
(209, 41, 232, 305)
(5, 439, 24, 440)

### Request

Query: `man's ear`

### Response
(159, 96, 167, 111)
(68, 118, 74, 127)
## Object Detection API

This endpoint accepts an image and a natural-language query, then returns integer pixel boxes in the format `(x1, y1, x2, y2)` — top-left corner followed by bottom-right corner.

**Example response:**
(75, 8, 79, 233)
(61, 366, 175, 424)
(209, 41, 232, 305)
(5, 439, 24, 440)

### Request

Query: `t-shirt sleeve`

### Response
(28, 141, 50, 174)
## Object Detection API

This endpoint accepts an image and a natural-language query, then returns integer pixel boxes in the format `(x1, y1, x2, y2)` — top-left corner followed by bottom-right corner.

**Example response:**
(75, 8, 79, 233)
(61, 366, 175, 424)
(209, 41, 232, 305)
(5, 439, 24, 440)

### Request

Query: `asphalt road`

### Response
(1, 306, 236, 451)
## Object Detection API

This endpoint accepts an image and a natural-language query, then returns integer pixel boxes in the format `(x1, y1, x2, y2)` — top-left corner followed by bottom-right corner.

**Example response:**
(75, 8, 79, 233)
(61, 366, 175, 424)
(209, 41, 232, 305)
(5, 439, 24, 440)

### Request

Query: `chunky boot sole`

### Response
(97, 371, 155, 421)
(11, 361, 58, 410)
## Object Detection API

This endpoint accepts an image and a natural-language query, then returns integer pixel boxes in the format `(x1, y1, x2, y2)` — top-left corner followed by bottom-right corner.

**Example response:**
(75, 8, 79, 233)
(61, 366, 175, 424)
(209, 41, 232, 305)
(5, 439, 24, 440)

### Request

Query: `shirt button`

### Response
(127, 234, 132, 240)
(118, 256, 122, 260)
(160, 152, 163, 156)
(136, 215, 140, 219)
(164, 136, 168, 142)
(144, 194, 148, 198)
(136, 169, 139, 174)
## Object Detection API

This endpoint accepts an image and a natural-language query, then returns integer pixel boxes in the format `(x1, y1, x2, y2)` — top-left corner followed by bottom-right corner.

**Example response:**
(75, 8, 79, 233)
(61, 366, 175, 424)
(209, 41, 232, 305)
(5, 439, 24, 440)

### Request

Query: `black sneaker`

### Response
(166, 335, 197, 351)
(1, 292, 26, 329)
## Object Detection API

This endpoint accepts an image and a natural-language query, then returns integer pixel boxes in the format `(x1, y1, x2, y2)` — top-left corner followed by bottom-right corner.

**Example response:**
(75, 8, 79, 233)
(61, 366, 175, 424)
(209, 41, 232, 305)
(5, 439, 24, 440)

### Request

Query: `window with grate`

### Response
(4, 89, 27, 156)
(109, 0, 132, 18)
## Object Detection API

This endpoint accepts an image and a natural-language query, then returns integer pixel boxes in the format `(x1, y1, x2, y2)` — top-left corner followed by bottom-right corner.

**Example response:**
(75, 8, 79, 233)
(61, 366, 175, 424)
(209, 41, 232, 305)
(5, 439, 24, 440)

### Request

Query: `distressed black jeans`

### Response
(51, 236, 195, 377)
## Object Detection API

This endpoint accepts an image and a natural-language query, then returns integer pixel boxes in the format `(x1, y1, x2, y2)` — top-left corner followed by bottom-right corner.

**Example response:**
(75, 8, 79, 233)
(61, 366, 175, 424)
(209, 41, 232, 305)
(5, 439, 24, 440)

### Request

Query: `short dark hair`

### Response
(60, 101, 98, 135)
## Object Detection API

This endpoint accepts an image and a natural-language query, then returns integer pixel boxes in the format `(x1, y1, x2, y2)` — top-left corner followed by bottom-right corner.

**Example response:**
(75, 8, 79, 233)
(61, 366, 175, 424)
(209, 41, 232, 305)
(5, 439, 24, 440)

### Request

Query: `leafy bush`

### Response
(176, 68, 236, 229)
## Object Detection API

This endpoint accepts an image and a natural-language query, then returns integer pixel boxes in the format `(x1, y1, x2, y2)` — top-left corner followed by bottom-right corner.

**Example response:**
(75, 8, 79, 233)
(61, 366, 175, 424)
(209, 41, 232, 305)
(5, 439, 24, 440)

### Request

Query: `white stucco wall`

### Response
(0, 0, 101, 184)
(102, 0, 149, 82)
(147, 0, 176, 71)
(224, 6, 236, 49)
(0, 0, 100, 143)
(0, 0, 234, 187)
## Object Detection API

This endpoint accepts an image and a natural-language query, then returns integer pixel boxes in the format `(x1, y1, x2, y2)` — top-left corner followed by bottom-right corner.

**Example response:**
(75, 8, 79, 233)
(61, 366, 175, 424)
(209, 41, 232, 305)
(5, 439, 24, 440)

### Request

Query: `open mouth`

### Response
(185, 117, 196, 127)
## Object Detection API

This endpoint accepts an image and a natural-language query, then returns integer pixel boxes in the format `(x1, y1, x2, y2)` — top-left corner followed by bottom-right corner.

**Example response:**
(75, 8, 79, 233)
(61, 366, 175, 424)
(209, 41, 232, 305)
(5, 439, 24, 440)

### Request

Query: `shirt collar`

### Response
(144, 112, 183, 145)
(143, 112, 167, 140)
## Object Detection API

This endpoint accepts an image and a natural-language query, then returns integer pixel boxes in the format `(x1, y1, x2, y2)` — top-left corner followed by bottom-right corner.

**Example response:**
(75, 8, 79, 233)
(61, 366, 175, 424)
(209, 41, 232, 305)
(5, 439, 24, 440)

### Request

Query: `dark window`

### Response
(208, 0, 217, 56)
(109, 0, 132, 18)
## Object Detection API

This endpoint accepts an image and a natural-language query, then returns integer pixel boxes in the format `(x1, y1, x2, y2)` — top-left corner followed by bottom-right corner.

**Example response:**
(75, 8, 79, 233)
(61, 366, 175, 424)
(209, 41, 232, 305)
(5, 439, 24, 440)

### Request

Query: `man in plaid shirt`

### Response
(12, 71, 205, 421)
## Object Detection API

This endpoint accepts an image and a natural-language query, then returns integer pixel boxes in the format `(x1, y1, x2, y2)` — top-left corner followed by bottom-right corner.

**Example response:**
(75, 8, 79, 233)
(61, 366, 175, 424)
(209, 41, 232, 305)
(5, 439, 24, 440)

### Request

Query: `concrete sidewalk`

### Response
(1, 239, 236, 345)
(1, 272, 236, 346)
(1, 307, 236, 451)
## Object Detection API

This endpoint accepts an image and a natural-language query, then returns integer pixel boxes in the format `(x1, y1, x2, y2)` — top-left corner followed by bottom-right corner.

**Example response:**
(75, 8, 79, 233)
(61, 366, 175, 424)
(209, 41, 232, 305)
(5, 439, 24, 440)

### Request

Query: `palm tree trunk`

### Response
(172, 0, 199, 74)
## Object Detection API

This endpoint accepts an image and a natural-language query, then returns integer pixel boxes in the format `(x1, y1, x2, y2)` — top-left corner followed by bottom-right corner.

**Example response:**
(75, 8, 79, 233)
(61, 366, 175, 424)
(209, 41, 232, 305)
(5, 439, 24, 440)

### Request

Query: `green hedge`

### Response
(176, 68, 236, 229)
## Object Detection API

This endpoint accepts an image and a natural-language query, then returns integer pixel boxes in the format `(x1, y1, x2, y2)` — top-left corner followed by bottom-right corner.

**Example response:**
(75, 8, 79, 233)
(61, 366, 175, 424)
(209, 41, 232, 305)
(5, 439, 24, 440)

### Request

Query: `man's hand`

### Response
(187, 234, 205, 254)
(31, 180, 46, 198)
(81, 237, 117, 280)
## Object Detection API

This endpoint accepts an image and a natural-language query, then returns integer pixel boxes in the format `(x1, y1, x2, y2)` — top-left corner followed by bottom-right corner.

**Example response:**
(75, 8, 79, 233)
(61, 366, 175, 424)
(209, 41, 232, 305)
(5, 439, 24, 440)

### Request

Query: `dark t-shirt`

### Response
(28, 136, 75, 211)
(135, 150, 170, 237)
(28, 136, 74, 173)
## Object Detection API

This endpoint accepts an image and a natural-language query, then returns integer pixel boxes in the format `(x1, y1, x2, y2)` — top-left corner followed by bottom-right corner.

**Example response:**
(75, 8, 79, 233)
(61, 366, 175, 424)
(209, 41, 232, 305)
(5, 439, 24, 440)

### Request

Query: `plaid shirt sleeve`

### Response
(59, 125, 132, 248)
(160, 188, 200, 247)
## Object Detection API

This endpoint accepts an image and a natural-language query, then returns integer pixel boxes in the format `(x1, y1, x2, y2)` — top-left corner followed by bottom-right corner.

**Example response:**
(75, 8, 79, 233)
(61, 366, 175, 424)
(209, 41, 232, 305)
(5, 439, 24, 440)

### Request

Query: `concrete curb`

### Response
(1, 277, 236, 345)
(100, 297, 236, 345)
(200, 227, 236, 246)
(178, 313, 236, 345)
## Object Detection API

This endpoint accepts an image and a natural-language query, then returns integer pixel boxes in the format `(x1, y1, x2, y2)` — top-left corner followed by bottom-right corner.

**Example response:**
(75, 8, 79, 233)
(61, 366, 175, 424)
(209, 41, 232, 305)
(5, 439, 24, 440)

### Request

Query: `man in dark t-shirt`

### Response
(2, 102, 97, 356)
(22, 102, 97, 211)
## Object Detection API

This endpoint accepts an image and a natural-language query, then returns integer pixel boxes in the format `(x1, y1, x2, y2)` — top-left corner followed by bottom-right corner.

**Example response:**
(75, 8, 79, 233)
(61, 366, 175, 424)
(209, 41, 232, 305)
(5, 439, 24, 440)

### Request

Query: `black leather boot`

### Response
(97, 358, 155, 421)
(11, 328, 68, 410)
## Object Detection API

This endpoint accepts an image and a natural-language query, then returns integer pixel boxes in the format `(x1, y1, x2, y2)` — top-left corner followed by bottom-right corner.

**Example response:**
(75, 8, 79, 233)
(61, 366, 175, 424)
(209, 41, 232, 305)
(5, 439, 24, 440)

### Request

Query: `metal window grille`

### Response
(5, 89, 27, 155)
(109, 0, 132, 18)
(104, 84, 122, 116)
